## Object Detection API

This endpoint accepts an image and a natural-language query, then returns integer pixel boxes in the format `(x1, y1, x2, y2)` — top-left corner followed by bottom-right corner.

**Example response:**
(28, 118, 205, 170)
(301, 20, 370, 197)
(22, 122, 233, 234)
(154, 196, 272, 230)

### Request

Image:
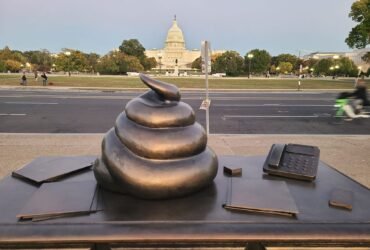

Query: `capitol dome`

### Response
(165, 18, 185, 49)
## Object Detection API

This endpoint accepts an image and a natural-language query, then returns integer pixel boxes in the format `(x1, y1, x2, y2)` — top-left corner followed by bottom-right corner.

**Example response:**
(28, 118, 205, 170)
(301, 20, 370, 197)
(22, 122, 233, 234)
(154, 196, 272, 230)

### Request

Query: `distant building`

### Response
(345, 48, 369, 72)
(303, 48, 369, 71)
(145, 17, 225, 71)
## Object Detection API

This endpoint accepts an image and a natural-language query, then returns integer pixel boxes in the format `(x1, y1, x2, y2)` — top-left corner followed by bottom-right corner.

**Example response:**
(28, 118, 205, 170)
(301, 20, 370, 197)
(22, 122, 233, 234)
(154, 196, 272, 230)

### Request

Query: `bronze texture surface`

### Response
(93, 74, 218, 199)
(0, 156, 370, 248)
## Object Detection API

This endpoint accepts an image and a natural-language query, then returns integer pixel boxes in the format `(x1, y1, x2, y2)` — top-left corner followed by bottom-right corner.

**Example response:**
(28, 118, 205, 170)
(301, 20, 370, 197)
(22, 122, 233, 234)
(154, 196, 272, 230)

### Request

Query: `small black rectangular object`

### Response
(223, 166, 242, 176)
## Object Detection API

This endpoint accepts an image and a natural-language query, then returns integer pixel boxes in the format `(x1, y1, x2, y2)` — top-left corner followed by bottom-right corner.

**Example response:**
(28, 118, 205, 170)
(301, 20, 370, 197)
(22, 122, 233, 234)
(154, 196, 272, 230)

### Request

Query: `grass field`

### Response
(0, 74, 366, 90)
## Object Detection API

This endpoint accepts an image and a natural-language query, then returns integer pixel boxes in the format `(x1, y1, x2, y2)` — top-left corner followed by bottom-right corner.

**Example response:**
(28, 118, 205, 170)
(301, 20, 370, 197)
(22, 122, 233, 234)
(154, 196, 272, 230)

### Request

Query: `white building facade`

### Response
(303, 48, 370, 72)
(145, 18, 225, 71)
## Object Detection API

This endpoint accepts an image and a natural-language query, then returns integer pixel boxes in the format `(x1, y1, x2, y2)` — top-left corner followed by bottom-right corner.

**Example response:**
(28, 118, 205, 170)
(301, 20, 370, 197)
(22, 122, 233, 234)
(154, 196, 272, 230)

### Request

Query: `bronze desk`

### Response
(0, 156, 369, 249)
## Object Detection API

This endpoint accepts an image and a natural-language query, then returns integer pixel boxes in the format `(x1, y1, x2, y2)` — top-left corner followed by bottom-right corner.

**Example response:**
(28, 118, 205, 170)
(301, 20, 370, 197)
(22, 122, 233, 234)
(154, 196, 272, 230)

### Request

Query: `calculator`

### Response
(263, 143, 320, 181)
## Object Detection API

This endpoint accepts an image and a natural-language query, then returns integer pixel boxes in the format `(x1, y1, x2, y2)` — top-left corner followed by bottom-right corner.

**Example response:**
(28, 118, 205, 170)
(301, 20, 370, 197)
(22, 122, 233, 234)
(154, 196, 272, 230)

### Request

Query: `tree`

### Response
(141, 57, 157, 71)
(362, 52, 370, 63)
(0, 46, 26, 63)
(269, 65, 277, 74)
(192, 53, 221, 71)
(0, 60, 6, 72)
(245, 49, 271, 74)
(191, 57, 201, 70)
(313, 58, 332, 76)
(336, 57, 358, 77)
(119, 39, 146, 59)
(85, 53, 100, 73)
(278, 62, 293, 74)
(55, 49, 89, 74)
(213, 51, 244, 76)
(272, 54, 300, 70)
(302, 58, 318, 69)
(345, 0, 370, 49)
(5, 59, 22, 72)
(96, 55, 119, 75)
(125, 55, 144, 72)
(96, 51, 144, 75)
(119, 39, 158, 70)
(23, 50, 52, 71)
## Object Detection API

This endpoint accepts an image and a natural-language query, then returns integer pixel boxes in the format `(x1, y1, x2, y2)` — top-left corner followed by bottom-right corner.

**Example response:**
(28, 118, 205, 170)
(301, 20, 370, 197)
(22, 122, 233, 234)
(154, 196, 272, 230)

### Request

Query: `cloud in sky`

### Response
(0, 0, 357, 56)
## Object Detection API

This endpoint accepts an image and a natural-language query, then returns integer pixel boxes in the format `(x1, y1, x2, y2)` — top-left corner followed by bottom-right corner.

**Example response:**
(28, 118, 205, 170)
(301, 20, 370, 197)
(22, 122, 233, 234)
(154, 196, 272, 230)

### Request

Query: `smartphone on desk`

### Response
(263, 143, 320, 181)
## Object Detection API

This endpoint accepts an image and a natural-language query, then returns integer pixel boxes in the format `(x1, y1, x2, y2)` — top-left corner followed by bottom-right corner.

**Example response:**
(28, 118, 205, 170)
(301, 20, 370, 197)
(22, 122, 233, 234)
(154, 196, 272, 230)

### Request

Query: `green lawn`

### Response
(0, 74, 365, 89)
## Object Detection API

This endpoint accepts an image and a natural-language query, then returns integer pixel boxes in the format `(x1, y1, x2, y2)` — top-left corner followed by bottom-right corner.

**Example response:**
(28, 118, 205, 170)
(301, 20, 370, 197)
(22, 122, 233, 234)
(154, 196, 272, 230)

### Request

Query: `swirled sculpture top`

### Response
(93, 74, 218, 199)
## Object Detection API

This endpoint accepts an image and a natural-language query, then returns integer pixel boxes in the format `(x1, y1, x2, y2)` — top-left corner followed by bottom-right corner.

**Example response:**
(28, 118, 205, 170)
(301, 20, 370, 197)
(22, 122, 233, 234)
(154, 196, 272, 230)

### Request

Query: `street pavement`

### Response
(1, 88, 370, 134)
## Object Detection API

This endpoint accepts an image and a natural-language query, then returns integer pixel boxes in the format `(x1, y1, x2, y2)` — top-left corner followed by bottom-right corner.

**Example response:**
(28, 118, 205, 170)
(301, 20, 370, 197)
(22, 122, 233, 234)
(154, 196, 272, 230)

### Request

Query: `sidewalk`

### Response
(1, 133, 369, 188)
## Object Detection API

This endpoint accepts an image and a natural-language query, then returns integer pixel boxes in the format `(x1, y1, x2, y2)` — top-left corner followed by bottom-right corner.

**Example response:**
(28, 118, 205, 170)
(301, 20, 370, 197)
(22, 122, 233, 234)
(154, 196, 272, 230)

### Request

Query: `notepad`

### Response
(223, 179, 298, 217)
(17, 180, 97, 221)
(12, 156, 96, 184)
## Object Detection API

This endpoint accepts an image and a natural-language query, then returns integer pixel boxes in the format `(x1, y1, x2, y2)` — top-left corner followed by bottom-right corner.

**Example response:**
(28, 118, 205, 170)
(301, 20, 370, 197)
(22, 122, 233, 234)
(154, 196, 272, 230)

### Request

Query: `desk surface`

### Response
(0, 155, 369, 248)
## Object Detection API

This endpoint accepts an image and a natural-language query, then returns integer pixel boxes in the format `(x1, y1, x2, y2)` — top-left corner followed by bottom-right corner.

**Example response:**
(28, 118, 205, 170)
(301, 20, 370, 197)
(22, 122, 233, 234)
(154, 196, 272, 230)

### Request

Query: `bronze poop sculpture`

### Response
(93, 74, 218, 199)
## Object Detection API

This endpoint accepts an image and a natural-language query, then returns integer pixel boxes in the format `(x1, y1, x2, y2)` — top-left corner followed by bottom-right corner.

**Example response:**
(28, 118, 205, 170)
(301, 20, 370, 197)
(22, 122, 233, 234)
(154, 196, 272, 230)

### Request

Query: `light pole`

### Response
(157, 53, 162, 75)
(358, 66, 362, 76)
(332, 55, 339, 79)
(335, 65, 340, 79)
(330, 66, 334, 78)
(64, 51, 71, 76)
(247, 53, 254, 78)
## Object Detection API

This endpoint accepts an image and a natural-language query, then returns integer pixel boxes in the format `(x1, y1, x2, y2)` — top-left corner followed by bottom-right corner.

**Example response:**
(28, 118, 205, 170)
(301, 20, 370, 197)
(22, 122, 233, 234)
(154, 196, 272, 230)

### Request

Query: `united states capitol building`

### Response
(145, 17, 225, 71)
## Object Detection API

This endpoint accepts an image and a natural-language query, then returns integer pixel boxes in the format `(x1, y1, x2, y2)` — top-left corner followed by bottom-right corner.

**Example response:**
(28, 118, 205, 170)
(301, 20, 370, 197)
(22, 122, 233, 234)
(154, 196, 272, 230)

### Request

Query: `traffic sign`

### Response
(200, 99, 211, 110)
(201, 41, 211, 73)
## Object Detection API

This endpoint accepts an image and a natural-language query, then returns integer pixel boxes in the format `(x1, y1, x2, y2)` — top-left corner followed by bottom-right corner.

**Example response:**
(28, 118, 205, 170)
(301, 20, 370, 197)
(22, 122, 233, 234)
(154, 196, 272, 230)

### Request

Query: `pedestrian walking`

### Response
(41, 72, 48, 86)
(21, 73, 27, 86)
(34, 71, 38, 81)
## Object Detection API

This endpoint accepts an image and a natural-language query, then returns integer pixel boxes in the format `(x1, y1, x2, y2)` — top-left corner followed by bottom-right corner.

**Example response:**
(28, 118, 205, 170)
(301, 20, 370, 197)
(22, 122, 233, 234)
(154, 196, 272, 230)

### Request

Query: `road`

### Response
(0, 89, 369, 134)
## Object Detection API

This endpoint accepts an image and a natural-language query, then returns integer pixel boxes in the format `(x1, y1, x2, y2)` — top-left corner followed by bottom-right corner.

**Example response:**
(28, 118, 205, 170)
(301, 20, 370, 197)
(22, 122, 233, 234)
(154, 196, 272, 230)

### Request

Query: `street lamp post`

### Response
(332, 55, 339, 79)
(335, 65, 340, 79)
(358, 66, 362, 76)
(247, 53, 254, 78)
(65, 51, 71, 76)
(330, 65, 340, 79)
(310, 68, 314, 77)
(330, 66, 334, 78)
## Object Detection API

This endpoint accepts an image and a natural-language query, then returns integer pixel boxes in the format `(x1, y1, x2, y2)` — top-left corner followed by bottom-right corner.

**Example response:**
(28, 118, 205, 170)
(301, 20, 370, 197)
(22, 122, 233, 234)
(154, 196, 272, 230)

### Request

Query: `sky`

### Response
(0, 0, 358, 57)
